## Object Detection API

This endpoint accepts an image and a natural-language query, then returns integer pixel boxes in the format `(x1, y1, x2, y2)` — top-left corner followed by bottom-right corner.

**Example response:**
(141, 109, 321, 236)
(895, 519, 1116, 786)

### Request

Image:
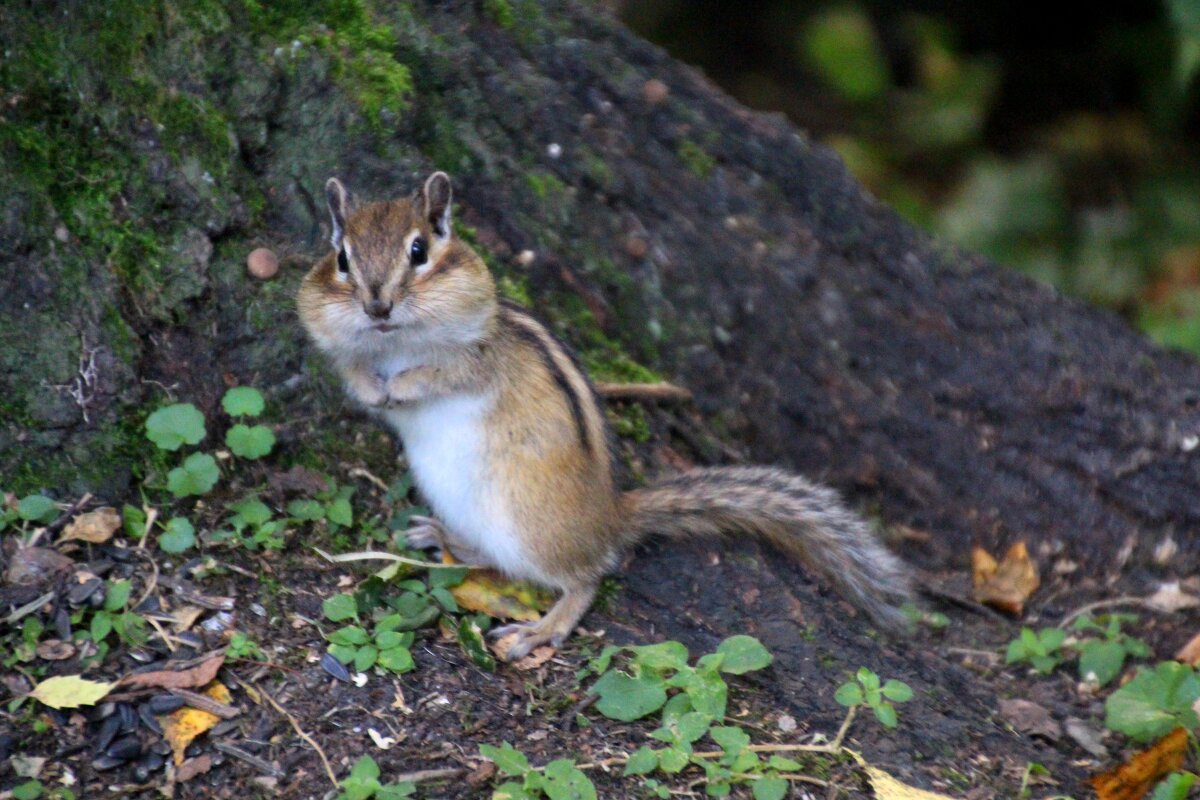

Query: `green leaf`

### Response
(90, 612, 112, 643)
(430, 586, 459, 613)
(377, 646, 415, 673)
(122, 504, 147, 539)
(874, 701, 898, 728)
(674, 711, 714, 744)
(657, 747, 690, 774)
(631, 641, 690, 671)
(328, 626, 370, 647)
(349, 755, 380, 781)
(624, 746, 659, 776)
(591, 671, 668, 721)
(145, 403, 206, 451)
(226, 424, 275, 459)
(353, 644, 378, 672)
(1105, 662, 1200, 742)
(13, 780, 44, 800)
(683, 668, 728, 719)
(103, 580, 132, 611)
(17, 494, 57, 523)
(834, 681, 864, 707)
(457, 617, 496, 671)
(1079, 640, 1126, 687)
(715, 635, 772, 674)
(752, 777, 789, 800)
(1152, 772, 1198, 800)
(429, 566, 469, 589)
(325, 496, 353, 527)
(493, 782, 536, 800)
(542, 759, 597, 800)
(709, 726, 750, 755)
(222, 387, 265, 417)
(376, 783, 417, 800)
(287, 499, 325, 521)
(229, 497, 271, 526)
(167, 453, 219, 498)
(323, 593, 359, 622)
(327, 643, 358, 665)
(159, 517, 196, 554)
(767, 755, 802, 771)
(374, 630, 407, 650)
(881, 679, 914, 703)
(802, 8, 890, 103)
(480, 742, 530, 776)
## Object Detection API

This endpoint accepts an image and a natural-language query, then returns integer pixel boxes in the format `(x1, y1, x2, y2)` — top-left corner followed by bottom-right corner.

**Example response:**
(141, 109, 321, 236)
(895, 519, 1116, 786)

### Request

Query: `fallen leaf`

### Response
(160, 681, 232, 765)
(29, 675, 115, 709)
(119, 651, 224, 690)
(175, 754, 214, 782)
(971, 542, 1039, 615)
(368, 727, 395, 749)
(1064, 717, 1108, 759)
(60, 507, 120, 544)
(11, 756, 46, 779)
(171, 605, 205, 633)
(1145, 581, 1200, 613)
(998, 698, 1060, 740)
(35, 640, 76, 661)
(847, 750, 956, 799)
(1090, 726, 1187, 800)
(513, 646, 556, 671)
(5, 547, 74, 587)
(1175, 631, 1200, 665)
(450, 569, 550, 622)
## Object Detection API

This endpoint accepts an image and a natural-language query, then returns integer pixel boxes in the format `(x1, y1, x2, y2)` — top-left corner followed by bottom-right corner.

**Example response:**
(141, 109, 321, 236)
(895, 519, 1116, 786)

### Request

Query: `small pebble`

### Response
(247, 247, 279, 280)
(547, 142, 562, 159)
(643, 78, 669, 105)
(624, 236, 648, 259)
(516, 250, 536, 267)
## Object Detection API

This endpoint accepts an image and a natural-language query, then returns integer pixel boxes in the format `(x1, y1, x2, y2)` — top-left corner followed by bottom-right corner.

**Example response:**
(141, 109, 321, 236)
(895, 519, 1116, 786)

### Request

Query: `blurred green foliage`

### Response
(625, 1, 1200, 354)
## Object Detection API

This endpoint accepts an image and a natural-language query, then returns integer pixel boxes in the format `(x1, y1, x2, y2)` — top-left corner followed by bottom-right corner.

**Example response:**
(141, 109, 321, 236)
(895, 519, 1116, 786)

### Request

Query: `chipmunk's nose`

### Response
(364, 298, 393, 320)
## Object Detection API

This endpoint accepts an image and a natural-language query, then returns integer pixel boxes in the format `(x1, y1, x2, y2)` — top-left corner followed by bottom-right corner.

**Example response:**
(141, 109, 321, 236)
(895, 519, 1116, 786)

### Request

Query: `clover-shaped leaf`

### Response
(145, 403, 206, 451)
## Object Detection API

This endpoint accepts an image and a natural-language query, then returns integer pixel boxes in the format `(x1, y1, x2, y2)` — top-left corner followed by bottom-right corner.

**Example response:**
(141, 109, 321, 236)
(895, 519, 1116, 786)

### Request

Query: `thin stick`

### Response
(313, 546, 467, 570)
(595, 382, 692, 403)
(213, 741, 283, 777)
(170, 688, 240, 719)
(145, 616, 177, 654)
(349, 467, 390, 493)
(136, 504, 158, 551)
(1058, 596, 1160, 629)
(390, 768, 467, 783)
(40, 493, 94, 542)
(131, 548, 160, 614)
(255, 682, 338, 788)
(4, 591, 55, 625)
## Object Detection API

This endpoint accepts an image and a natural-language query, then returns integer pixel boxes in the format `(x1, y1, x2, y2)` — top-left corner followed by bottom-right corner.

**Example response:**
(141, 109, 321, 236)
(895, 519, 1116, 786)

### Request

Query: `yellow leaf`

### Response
(60, 507, 121, 544)
(451, 569, 551, 622)
(1091, 727, 1188, 800)
(971, 541, 1039, 615)
(159, 681, 232, 765)
(29, 675, 115, 709)
(847, 750, 957, 800)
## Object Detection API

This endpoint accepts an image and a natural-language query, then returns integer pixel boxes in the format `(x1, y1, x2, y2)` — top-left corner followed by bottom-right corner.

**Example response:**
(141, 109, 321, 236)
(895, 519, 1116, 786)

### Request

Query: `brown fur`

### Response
(297, 173, 912, 660)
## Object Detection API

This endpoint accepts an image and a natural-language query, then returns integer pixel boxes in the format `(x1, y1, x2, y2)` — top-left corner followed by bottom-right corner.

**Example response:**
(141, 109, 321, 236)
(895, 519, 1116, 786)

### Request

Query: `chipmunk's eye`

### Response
(337, 248, 349, 273)
(410, 237, 427, 267)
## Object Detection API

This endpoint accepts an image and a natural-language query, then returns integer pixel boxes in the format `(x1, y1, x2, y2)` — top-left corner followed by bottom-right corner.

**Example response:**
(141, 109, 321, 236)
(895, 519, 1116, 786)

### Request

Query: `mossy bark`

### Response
(2, 0, 1199, 575)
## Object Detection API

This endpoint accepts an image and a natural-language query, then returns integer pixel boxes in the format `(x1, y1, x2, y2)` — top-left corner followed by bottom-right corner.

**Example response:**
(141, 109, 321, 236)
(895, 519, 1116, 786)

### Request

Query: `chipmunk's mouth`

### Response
(373, 323, 400, 333)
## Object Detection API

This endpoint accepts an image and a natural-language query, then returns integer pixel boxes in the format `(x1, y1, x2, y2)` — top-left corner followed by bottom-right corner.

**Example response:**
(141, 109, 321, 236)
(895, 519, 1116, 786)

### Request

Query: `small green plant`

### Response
(227, 631, 267, 661)
(834, 666, 913, 728)
(1004, 627, 1068, 675)
(288, 480, 355, 533)
(1152, 772, 1198, 800)
(213, 496, 288, 550)
(158, 516, 196, 553)
(145, 403, 206, 451)
(480, 742, 596, 800)
(1105, 661, 1200, 741)
(326, 619, 417, 674)
(1071, 613, 1151, 686)
(336, 756, 415, 800)
(166, 452, 219, 498)
(222, 386, 275, 459)
(79, 579, 147, 648)
(13, 780, 43, 800)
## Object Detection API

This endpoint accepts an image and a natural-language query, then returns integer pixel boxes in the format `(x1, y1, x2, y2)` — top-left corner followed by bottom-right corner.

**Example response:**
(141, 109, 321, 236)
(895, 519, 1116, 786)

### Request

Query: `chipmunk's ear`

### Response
(419, 171, 453, 238)
(325, 177, 352, 249)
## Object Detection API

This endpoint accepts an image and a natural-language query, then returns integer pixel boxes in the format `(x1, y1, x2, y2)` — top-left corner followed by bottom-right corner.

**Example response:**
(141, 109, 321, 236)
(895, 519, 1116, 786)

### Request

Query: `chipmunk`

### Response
(297, 172, 912, 660)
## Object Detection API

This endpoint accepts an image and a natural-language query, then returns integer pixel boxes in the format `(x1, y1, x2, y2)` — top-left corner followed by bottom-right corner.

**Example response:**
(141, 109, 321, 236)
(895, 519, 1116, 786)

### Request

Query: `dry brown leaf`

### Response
(1145, 581, 1200, 613)
(160, 682, 231, 765)
(119, 651, 224, 690)
(846, 750, 956, 799)
(997, 698, 1060, 740)
(175, 754, 214, 782)
(971, 542, 1039, 615)
(1090, 726, 1188, 800)
(513, 646, 556, 671)
(35, 640, 76, 661)
(171, 605, 205, 633)
(1175, 631, 1200, 665)
(60, 507, 120, 544)
(451, 569, 550, 622)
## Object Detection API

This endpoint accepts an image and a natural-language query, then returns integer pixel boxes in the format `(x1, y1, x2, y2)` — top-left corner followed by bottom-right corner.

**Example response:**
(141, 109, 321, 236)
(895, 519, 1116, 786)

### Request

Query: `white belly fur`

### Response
(381, 394, 539, 582)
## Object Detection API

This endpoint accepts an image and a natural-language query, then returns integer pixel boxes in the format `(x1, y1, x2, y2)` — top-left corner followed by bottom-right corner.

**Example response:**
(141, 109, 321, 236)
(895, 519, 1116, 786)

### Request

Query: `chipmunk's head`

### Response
(298, 172, 495, 353)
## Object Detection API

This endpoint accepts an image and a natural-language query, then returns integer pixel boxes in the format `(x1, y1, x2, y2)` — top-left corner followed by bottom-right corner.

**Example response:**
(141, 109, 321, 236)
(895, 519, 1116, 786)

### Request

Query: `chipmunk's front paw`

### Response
(347, 372, 388, 407)
(401, 515, 445, 550)
(488, 620, 567, 662)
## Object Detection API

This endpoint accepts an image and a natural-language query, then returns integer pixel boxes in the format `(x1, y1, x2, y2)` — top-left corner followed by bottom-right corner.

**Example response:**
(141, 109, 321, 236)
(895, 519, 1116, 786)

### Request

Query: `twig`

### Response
(313, 546, 468, 570)
(144, 616, 177, 653)
(1058, 596, 1161, 629)
(169, 688, 240, 719)
(136, 504, 158, 551)
(212, 741, 283, 777)
(348, 467, 390, 493)
(4, 591, 56, 625)
(41, 493, 94, 540)
(390, 768, 467, 784)
(130, 548, 160, 614)
(595, 381, 692, 403)
(255, 682, 338, 789)
(917, 584, 1008, 622)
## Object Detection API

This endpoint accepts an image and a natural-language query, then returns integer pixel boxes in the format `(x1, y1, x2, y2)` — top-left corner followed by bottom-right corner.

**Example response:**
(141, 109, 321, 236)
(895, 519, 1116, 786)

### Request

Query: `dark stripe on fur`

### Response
(500, 305, 593, 456)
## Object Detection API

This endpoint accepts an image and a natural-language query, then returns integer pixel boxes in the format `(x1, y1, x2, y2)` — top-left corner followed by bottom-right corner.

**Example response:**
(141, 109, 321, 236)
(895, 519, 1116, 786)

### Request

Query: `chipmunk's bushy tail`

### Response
(620, 466, 912, 630)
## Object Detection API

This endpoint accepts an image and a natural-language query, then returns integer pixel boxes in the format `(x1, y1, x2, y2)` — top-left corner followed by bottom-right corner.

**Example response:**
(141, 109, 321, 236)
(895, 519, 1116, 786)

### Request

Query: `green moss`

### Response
(678, 139, 716, 179)
(526, 170, 570, 204)
(484, 0, 515, 28)
(607, 404, 651, 443)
